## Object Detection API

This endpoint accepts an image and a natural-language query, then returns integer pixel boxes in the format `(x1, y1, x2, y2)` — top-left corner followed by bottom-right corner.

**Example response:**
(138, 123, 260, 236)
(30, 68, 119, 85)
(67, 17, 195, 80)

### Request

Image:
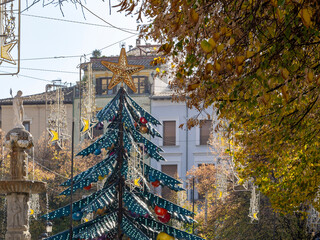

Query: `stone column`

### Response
(4, 127, 33, 240)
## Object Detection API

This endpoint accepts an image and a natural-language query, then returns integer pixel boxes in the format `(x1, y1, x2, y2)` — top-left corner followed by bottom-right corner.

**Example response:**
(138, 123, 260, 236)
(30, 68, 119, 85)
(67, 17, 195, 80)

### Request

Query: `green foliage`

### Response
(116, 0, 320, 213)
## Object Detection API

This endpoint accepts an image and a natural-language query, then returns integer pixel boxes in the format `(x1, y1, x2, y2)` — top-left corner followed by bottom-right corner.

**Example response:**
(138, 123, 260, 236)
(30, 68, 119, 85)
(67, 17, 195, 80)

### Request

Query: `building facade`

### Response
(150, 78, 216, 200)
(0, 87, 73, 143)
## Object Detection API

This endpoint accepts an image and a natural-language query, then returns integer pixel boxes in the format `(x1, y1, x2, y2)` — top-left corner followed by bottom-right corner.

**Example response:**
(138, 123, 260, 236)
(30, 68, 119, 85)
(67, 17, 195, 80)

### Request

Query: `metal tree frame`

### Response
(0, 0, 20, 75)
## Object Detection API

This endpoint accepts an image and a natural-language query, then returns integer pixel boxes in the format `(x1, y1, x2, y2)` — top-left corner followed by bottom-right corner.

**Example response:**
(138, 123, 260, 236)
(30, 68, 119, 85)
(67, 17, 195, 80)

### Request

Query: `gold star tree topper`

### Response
(101, 48, 144, 92)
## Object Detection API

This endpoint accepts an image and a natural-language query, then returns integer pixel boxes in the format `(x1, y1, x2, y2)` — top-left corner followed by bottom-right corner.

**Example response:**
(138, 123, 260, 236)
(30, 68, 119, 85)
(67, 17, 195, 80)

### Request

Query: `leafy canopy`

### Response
(116, 0, 320, 213)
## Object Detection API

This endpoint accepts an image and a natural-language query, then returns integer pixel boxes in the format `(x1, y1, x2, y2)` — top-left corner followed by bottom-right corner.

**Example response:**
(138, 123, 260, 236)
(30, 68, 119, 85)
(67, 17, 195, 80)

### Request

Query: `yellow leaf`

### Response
(200, 40, 213, 53)
(229, 38, 235, 45)
(220, 27, 227, 34)
(217, 44, 224, 53)
(226, 64, 233, 71)
(190, 9, 199, 23)
(156, 67, 160, 73)
(205, 63, 214, 73)
(299, 8, 312, 28)
(281, 68, 289, 80)
(236, 65, 243, 75)
(213, 32, 220, 41)
(208, 38, 216, 48)
(188, 83, 200, 91)
(281, 85, 289, 103)
(235, 56, 245, 66)
(306, 70, 314, 83)
(246, 51, 254, 58)
(214, 62, 221, 72)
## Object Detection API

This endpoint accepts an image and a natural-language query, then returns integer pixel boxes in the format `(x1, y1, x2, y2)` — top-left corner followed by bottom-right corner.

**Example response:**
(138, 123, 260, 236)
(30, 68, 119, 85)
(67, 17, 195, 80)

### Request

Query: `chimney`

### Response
(136, 39, 141, 46)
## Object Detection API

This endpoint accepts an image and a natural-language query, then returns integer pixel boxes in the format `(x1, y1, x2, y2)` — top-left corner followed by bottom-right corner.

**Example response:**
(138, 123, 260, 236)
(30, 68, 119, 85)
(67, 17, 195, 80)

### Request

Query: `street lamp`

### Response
(46, 221, 53, 234)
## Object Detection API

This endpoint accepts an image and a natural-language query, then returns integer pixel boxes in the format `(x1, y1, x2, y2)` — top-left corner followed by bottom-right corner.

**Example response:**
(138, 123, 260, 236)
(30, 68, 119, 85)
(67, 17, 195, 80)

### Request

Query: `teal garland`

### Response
(125, 92, 161, 126)
(76, 129, 118, 156)
(135, 217, 204, 240)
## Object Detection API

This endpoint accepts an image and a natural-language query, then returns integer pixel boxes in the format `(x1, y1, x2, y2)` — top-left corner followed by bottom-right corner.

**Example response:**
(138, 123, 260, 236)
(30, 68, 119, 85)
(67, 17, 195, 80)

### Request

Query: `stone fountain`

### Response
(0, 91, 46, 240)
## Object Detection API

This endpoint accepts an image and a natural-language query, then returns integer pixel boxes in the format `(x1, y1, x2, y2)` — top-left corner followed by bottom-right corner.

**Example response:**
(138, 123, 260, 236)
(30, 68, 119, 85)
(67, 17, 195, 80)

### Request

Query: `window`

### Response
(96, 76, 149, 95)
(163, 121, 176, 146)
(200, 120, 212, 145)
(161, 165, 178, 202)
(127, 76, 149, 94)
(96, 77, 117, 95)
(23, 121, 30, 132)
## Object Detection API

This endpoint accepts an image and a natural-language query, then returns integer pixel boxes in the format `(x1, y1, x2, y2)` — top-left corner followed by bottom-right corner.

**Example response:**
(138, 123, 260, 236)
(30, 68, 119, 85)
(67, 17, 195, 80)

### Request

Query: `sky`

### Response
(0, 0, 144, 99)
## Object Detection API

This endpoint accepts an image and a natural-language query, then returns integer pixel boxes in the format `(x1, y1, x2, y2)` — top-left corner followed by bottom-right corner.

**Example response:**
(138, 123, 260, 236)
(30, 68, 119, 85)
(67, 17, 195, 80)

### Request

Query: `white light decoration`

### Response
(47, 87, 70, 148)
(216, 158, 228, 200)
(248, 185, 260, 222)
(125, 142, 145, 193)
(29, 193, 40, 219)
(80, 62, 96, 139)
(0, 0, 20, 75)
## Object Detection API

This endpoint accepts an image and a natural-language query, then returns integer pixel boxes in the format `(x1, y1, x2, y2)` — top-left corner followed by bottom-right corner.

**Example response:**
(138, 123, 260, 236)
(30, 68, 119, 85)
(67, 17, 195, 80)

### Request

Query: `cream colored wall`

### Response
(1, 104, 73, 142)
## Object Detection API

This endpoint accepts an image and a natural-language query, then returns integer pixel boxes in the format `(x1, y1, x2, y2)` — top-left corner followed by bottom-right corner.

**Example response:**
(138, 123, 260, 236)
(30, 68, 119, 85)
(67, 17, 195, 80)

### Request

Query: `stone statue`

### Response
(13, 90, 24, 129)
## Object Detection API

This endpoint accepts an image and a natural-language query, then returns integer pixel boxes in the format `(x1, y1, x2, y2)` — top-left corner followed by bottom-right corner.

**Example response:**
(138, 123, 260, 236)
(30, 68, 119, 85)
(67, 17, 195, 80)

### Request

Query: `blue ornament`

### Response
(72, 211, 83, 221)
(149, 174, 156, 182)
(94, 149, 102, 155)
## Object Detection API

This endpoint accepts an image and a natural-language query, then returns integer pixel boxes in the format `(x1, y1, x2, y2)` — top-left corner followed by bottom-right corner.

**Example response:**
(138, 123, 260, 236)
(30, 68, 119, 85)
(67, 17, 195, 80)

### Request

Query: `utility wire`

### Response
(34, 158, 69, 179)
(75, 0, 137, 35)
(21, 13, 138, 32)
(19, 34, 138, 61)
(0, 66, 78, 74)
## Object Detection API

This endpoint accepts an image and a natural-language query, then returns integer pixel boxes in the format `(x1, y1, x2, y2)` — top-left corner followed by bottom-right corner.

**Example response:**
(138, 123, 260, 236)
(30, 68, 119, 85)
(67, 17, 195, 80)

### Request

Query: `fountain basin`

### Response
(0, 180, 46, 194)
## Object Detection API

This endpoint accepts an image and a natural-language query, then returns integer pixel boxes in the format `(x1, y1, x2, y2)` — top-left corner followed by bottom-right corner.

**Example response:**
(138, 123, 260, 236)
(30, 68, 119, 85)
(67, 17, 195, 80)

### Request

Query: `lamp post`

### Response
(46, 221, 53, 235)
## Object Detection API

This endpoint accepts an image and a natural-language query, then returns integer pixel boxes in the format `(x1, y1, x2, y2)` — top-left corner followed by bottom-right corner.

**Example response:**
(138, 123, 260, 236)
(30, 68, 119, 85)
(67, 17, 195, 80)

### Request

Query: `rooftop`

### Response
(0, 87, 74, 106)
(90, 54, 158, 71)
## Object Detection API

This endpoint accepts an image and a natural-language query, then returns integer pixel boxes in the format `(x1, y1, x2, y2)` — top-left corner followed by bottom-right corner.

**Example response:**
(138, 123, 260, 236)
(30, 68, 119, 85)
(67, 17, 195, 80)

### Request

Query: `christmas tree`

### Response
(43, 48, 204, 240)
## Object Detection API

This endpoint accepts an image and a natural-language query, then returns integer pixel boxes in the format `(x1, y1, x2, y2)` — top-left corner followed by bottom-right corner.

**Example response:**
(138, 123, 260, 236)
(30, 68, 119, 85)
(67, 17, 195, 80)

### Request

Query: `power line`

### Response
(19, 34, 138, 61)
(21, 13, 138, 32)
(34, 158, 69, 179)
(0, 65, 78, 74)
(74, 0, 137, 35)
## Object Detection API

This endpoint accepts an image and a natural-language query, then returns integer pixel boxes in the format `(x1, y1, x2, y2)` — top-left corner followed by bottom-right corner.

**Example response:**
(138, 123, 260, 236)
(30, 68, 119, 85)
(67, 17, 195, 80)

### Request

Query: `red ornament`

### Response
(158, 212, 171, 223)
(134, 121, 138, 127)
(154, 206, 168, 216)
(151, 180, 160, 187)
(84, 184, 92, 190)
(140, 117, 148, 124)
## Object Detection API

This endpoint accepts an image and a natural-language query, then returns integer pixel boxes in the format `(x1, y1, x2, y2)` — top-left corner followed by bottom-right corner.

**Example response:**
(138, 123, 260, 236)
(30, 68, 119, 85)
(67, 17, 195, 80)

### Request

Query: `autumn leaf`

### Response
(190, 9, 199, 23)
(208, 38, 216, 48)
(281, 85, 289, 103)
(299, 8, 312, 28)
(306, 70, 314, 83)
(281, 68, 290, 80)
(216, 44, 224, 53)
(201, 40, 213, 53)
(235, 56, 245, 66)
(188, 82, 200, 91)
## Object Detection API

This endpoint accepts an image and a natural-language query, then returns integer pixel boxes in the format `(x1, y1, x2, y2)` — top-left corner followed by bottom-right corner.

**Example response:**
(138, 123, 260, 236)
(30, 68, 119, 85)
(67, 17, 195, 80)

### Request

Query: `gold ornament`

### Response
(156, 232, 174, 240)
(134, 177, 141, 187)
(1, 41, 16, 64)
(140, 125, 148, 134)
(101, 48, 144, 92)
(48, 129, 59, 142)
(81, 118, 90, 133)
